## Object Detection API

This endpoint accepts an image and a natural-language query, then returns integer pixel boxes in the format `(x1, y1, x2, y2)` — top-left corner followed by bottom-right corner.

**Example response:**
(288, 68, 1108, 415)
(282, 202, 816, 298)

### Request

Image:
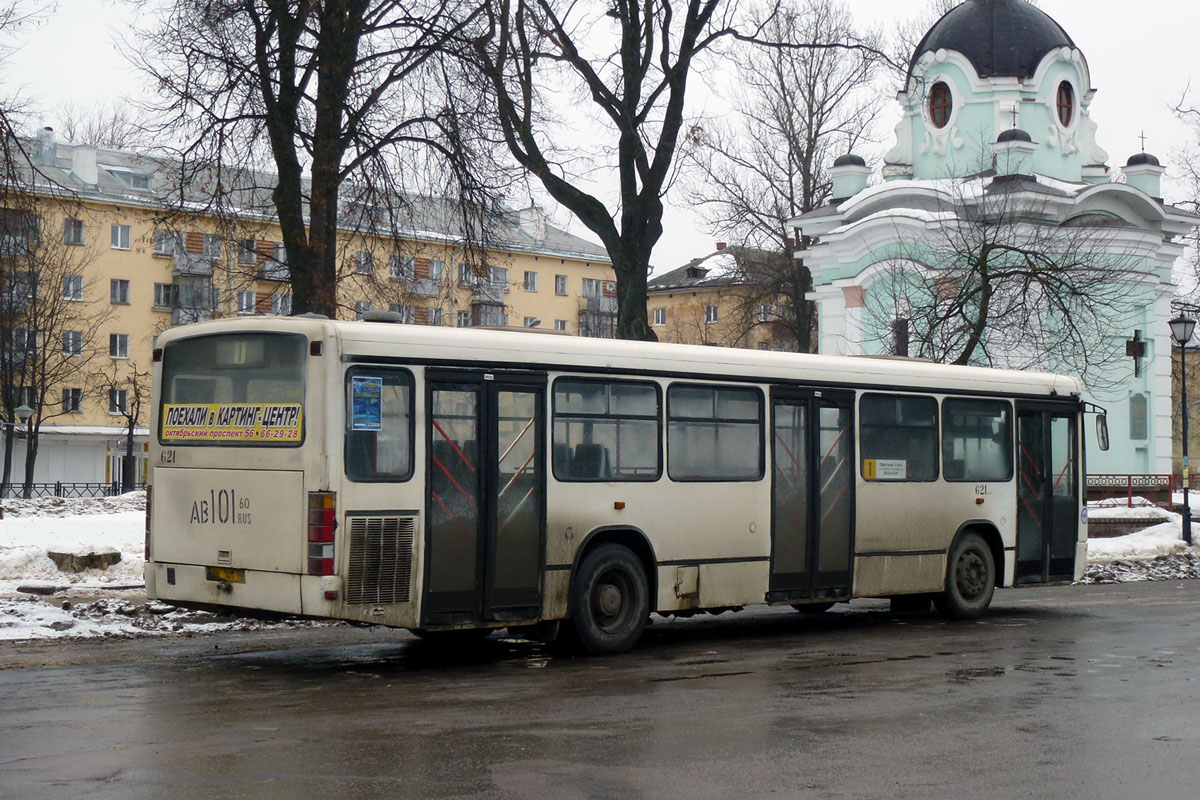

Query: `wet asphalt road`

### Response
(2, 581, 1199, 800)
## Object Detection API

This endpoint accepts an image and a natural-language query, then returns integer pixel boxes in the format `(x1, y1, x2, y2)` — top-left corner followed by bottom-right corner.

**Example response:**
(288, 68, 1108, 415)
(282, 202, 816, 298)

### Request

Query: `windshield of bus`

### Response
(159, 332, 307, 445)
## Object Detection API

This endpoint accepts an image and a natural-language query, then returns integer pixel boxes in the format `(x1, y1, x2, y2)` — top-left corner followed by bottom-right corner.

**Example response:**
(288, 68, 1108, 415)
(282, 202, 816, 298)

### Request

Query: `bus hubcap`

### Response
(596, 582, 623, 618)
(957, 552, 986, 599)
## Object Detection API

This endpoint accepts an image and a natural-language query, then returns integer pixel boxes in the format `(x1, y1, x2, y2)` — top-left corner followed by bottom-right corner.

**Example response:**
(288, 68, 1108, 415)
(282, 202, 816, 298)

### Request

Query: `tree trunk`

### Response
(122, 417, 136, 494)
(21, 429, 36, 499)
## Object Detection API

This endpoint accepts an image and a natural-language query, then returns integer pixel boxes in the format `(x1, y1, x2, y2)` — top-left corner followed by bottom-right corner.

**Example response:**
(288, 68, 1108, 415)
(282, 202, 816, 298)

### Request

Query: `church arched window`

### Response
(929, 82, 952, 128)
(1056, 81, 1075, 127)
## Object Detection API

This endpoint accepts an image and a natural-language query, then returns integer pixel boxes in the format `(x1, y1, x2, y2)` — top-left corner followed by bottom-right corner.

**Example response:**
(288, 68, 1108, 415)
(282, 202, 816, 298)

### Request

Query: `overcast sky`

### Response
(4, 0, 1198, 270)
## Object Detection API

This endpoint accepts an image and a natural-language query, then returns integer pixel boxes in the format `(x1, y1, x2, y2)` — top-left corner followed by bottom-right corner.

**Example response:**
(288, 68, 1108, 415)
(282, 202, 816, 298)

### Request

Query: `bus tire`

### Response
(934, 532, 995, 620)
(571, 544, 650, 655)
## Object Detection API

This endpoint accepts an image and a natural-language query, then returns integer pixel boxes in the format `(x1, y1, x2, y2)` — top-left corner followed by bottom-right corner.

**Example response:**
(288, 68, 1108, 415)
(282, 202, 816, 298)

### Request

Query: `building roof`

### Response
(14, 130, 609, 263)
(648, 247, 786, 292)
(909, 0, 1075, 80)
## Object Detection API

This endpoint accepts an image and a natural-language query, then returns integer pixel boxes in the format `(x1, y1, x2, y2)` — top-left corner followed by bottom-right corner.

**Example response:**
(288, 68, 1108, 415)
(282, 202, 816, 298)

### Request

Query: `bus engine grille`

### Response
(345, 515, 415, 604)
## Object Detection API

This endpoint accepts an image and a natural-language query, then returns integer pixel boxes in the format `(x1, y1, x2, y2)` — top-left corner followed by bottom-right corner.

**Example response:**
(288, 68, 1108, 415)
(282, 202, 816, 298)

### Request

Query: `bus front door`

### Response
(1015, 404, 1079, 584)
(768, 390, 855, 603)
(423, 372, 546, 627)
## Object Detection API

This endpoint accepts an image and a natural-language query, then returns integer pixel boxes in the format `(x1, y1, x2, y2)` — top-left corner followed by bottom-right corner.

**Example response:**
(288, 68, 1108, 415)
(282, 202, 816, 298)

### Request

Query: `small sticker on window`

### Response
(863, 459, 907, 480)
(351, 376, 383, 431)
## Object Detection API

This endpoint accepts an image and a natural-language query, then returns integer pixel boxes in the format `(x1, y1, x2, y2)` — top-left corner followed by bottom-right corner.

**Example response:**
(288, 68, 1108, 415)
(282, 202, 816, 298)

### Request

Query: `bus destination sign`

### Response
(162, 403, 303, 442)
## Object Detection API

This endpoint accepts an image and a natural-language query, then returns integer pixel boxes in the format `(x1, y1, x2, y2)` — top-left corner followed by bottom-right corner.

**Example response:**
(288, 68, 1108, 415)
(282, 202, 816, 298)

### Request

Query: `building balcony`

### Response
(173, 253, 214, 276)
(581, 295, 617, 314)
(472, 282, 505, 304)
(408, 277, 439, 297)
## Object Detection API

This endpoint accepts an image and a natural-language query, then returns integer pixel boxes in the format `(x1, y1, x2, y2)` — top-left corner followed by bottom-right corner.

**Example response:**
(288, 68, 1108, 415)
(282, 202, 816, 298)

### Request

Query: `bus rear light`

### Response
(307, 492, 336, 575)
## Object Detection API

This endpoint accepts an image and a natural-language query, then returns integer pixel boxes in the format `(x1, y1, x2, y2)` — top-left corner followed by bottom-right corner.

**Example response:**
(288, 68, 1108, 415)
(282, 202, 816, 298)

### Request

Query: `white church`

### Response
(792, 0, 1199, 474)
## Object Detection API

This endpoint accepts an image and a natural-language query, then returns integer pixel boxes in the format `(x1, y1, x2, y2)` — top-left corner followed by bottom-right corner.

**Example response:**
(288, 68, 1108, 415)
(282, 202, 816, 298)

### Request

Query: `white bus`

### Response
(145, 315, 1103, 654)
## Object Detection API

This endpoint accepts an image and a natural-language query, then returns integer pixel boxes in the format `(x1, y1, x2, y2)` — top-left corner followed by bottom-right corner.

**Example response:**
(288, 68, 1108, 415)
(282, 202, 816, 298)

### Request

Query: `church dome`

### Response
(996, 128, 1033, 143)
(1126, 152, 1161, 167)
(909, 0, 1075, 81)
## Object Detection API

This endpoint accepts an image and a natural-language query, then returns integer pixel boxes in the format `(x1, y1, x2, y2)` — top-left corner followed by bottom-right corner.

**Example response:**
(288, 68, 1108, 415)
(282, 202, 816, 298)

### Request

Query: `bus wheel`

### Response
(571, 544, 650, 655)
(934, 533, 995, 620)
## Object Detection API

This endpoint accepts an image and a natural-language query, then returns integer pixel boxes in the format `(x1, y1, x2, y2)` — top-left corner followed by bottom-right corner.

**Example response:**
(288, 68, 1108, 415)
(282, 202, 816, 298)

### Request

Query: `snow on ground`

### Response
(1, 493, 1198, 643)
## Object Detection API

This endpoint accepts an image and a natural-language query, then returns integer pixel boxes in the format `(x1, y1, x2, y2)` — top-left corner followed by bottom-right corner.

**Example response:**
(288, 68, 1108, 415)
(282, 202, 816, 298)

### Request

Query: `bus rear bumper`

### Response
(147, 562, 304, 616)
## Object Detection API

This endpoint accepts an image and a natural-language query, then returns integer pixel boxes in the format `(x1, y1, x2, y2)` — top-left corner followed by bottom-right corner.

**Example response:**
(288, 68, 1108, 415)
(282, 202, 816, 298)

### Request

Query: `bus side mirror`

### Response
(1096, 414, 1110, 451)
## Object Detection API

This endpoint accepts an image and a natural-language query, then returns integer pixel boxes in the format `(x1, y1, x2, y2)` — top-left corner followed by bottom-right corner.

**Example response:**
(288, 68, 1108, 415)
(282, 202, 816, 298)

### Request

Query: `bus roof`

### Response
(157, 316, 1081, 398)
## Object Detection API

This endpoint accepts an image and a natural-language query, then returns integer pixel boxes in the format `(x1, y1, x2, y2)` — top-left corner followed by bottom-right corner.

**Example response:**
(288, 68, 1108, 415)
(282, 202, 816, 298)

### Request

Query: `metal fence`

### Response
(1086, 473, 1198, 508)
(0, 481, 146, 499)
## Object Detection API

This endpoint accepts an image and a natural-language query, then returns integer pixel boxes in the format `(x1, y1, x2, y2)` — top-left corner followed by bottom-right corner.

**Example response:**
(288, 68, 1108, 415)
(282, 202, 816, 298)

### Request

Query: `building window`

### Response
(110, 279, 130, 305)
(524, 270, 538, 292)
(109, 333, 130, 359)
(1056, 81, 1075, 127)
(62, 387, 82, 413)
(110, 224, 130, 250)
(429, 259, 445, 282)
(202, 234, 222, 260)
(264, 243, 289, 281)
(554, 319, 568, 331)
(353, 251, 373, 275)
(667, 384, 763, 481)
(238, 239, 258, 266)
(153, 228, 182, 256)
(524, 316, 540, 328)
(62, 274, 83, 301)
(355, 300, 371, 320)
(757, 304, 771, 323)
(942, 398, 1012, 482)
(555, 274, 568, 295)
(1129, 393, 1148, 440)
(860, 394, 938, 481)
(388, 303, 415, 323)
(428, 308, 444, 326)
(458, 263, 475, 285)
(272, 293, 292, 316)
(62, 330, 83, 356)
(457, 310, 471, 327)
(109, 388, 128, 415)
(653, 307, 666, 326)
(238, 290, 257, 315)
(704, 304, 718, 324)
(389, 255, 414, 280)
(488, 266, 508, 291)
(928, 81, 952, 129)
(154, 282, 179, 309)
(553, 379, 661, 481)
(63, 217, 84, 245)
(582, 278, 601, 298)
(474, 303, 506, 327)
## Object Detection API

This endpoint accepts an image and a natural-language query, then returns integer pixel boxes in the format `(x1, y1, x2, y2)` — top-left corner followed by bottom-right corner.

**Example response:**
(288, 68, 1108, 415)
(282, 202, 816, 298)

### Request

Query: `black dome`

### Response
(1126, 152, 1161, 167)
(996, 128, 1032, 143)
(909, 0, 1075, 81)
(833, 154, 867, 168)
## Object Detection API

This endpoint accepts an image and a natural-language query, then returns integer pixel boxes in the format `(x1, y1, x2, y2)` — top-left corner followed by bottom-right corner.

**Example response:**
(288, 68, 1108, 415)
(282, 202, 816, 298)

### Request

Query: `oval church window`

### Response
(1056, 81, 1074, 127)
(928, 82, 952, 129)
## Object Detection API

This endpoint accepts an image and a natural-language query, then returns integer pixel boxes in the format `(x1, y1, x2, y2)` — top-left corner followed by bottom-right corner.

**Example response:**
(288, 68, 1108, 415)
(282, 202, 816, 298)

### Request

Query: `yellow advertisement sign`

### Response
(162, 403, 303, 443)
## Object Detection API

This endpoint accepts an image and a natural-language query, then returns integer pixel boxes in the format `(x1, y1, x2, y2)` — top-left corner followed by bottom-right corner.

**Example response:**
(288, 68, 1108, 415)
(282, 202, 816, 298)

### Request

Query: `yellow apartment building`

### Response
(3, 129, 614, 493)
(648, 245, 798, 351)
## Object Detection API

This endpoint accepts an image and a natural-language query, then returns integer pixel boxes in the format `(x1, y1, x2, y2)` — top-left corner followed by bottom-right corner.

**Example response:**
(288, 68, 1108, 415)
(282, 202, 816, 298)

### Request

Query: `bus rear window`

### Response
(159, 332, 307, 445)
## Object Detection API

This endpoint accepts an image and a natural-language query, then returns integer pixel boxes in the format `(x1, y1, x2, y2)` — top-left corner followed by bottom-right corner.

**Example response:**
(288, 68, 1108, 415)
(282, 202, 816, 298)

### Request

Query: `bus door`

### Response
(768, 388, 855, 602)
(423, 371, 546, 626)
(1015, 403, 1078, 584)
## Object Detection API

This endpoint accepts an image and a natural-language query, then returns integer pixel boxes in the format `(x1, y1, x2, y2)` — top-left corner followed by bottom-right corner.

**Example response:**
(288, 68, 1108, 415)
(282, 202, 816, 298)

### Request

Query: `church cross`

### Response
(1139, 131, 1148, 151)
(1126, 330, 1146, 377)
(1008, 106, 1019, 129)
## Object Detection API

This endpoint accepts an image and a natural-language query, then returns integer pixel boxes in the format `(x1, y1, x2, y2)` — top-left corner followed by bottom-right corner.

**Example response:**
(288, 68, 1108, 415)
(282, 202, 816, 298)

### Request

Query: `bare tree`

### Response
(53, 101, 147, 150)
(92, 359, 152, 493)
(133, 0, 501, 317)
(859, 179, 1147, 390)
(683, 0, 883, 350)
(1, 195, 111, 496)
(468, 0, 888, 341)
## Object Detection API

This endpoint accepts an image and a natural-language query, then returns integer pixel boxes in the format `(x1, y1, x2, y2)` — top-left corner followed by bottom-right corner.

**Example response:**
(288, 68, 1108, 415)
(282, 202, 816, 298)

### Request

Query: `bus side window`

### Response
(345, 367, 414, 482)
(859, 393, 938, 481)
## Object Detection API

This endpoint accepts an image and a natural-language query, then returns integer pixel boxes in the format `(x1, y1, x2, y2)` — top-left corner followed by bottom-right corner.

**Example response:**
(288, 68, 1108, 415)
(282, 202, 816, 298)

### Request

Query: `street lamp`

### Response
(1170, 315, 1197, 546)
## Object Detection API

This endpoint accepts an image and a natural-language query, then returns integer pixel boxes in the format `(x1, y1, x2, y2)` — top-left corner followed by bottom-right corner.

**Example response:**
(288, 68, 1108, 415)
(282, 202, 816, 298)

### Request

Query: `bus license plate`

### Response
(205, 566, 246, 583)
